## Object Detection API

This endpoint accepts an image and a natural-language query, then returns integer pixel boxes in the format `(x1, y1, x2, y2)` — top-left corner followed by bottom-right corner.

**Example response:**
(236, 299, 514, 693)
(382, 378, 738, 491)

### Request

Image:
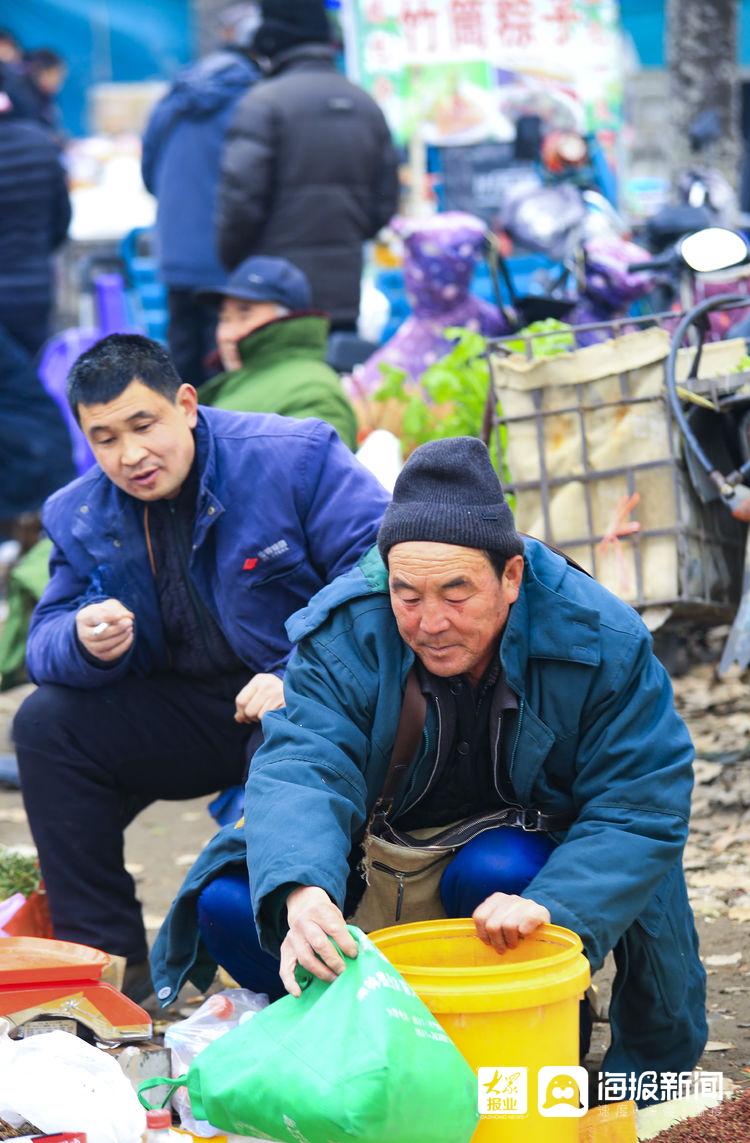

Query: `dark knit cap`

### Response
(252, 0, 332, 58)
(377, 438, 523, 561)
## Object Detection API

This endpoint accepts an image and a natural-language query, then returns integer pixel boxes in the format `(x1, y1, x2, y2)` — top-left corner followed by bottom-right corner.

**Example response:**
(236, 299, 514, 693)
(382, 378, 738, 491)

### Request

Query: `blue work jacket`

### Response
(141, 49, 259, 289)
(152, 539, 706, 1080)
(26, 408, 390, 686)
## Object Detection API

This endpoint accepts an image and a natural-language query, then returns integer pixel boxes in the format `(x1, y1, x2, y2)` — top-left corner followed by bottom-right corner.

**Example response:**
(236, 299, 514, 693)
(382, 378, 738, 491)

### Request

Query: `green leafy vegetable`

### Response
(374, 327, 490, 446)
(0, 848, 41, 900)
(373, 327, 513, 486)
(503, 318, 575, 358)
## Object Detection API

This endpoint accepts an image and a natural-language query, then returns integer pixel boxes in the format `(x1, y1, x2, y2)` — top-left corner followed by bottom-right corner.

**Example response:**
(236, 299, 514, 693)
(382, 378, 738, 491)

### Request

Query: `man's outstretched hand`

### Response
(473, 892, 550, 953)
(234, 673, 285, 722)
(76, 599, 135, 662)
(280, 886, 358, 997)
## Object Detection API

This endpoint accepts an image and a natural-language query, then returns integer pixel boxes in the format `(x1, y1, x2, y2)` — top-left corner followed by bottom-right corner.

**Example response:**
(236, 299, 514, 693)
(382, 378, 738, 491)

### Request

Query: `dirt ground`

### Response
(1, 646, 749, 1098)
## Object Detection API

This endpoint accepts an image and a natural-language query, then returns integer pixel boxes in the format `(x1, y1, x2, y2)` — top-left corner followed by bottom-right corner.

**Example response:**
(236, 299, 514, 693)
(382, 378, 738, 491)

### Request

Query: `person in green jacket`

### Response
(198, 255, 358, 448)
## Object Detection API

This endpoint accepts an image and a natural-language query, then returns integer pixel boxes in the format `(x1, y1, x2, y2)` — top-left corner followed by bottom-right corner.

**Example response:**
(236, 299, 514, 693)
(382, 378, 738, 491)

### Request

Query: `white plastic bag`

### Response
(356, 429, 403, 493)
(0, 1029, 145, 1143)
(164, 989, 268, 1136)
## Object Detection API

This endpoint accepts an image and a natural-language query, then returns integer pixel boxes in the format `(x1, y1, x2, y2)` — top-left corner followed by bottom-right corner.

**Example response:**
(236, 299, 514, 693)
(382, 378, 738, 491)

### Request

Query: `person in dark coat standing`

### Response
(0, 81, 70, 355)
(216, 0, 400, 331)
(141, 5, 261, 386)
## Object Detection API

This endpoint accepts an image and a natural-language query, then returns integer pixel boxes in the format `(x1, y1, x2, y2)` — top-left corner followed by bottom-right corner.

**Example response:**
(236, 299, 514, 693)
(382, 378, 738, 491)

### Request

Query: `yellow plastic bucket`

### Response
(370, 919, 590, 1142)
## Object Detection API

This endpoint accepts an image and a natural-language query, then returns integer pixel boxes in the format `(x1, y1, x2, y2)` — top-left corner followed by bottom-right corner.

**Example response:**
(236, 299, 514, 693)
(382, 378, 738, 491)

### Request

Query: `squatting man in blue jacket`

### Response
(153, 437, 706, 1089)
(12, 333, 389, 1003)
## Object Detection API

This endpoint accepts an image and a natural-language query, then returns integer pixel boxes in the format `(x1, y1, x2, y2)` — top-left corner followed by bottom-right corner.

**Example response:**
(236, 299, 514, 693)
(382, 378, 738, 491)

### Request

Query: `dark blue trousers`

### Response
(14, 670, 254, 963)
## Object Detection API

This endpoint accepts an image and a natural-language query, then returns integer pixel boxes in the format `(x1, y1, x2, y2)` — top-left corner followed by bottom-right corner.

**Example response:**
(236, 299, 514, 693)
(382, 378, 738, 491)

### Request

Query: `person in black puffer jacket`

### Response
(0, 79, 70, 356)
(216, 0, 400, 331)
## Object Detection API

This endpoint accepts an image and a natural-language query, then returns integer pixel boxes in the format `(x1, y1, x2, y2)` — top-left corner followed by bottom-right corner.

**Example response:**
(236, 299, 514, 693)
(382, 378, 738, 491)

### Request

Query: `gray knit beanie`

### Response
(377, 437, 523, 561)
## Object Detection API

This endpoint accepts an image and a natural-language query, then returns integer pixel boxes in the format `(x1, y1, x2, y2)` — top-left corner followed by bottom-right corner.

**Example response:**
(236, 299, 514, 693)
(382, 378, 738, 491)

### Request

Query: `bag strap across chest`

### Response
(378, 667, 426, 815)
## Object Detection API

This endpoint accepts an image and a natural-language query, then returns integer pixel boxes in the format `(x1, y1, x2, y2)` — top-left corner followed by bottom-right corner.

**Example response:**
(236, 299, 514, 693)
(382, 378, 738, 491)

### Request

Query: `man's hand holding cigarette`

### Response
(76, 599, 135, 662)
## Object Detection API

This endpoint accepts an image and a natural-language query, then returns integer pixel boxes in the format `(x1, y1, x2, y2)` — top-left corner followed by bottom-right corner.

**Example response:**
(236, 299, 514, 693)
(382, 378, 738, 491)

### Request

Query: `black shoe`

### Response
(122, 960, 154, 1007)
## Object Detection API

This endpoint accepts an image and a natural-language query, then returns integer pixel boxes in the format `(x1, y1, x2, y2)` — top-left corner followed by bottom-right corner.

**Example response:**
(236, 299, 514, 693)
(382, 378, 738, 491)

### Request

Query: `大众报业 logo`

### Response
(478, 1067, 528, 1115)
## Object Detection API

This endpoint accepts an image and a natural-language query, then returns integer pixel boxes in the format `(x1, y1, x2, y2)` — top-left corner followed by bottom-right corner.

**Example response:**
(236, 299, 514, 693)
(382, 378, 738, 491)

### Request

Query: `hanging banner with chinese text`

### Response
(341, 0, 623, 154)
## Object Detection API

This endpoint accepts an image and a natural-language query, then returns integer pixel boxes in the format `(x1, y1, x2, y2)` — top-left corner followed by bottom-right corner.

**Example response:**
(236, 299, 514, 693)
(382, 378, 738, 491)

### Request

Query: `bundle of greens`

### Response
(374, 327, 492, 456)
(0, 848, 41, 900)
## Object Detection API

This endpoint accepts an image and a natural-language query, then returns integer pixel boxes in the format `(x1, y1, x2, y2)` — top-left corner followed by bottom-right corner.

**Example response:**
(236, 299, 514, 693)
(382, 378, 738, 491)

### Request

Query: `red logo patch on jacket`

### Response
(243, 557, 258, 571)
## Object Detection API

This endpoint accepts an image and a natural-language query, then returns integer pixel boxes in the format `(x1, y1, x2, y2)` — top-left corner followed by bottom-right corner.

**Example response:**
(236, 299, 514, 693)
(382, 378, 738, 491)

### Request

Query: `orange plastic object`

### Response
(0, 980, 151, 1040)
(0, 980, 152, 1041)
(0, 937, 151, 1041)
(3, 891, 54, 939)
(0, 936, 109, 985)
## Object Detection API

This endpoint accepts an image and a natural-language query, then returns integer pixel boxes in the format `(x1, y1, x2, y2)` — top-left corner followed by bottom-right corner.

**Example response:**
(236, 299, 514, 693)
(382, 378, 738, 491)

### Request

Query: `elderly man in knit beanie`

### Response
(215, 0, 399, 331)
(153, 437, 706, 1099)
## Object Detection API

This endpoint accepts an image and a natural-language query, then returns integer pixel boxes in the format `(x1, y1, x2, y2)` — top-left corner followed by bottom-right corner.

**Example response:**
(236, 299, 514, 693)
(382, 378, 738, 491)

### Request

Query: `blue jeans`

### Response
(439, 826, 554, 915)
(196, 826, 554, 1000)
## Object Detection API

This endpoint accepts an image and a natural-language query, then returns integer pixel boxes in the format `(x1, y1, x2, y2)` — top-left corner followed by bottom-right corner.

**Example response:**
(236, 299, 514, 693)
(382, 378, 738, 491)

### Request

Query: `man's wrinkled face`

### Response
(388, 542, 524, 684)
(217, 297, 281, 370)
(78, 379, 198, 501)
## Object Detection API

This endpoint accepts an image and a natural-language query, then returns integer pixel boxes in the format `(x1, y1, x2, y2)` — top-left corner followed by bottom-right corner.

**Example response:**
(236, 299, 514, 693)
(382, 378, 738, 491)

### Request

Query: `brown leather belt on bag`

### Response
(351, 667, 572, 932)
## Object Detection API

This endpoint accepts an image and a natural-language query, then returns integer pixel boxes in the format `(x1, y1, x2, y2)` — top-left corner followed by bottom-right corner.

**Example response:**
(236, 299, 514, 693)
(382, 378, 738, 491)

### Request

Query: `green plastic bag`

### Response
(141, 926, 478, 1143)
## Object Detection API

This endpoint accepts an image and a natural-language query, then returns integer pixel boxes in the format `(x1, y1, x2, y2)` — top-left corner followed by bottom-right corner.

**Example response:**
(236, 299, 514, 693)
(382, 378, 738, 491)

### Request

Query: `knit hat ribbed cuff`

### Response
(377, 501, 521, 561)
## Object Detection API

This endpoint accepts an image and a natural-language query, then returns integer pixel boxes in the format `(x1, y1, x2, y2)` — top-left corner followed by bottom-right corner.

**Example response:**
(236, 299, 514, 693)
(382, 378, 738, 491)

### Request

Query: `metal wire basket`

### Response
(483, 312, 749, 620)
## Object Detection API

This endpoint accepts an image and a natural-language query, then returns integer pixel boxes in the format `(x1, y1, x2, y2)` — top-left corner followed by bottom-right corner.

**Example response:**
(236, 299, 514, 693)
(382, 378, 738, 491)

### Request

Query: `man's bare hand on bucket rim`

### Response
(473, 892, 550, 953)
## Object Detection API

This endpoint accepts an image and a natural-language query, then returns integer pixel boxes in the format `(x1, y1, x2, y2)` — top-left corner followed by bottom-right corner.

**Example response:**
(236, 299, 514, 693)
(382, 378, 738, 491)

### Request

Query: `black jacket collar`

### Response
(267, 43, 336, 76)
